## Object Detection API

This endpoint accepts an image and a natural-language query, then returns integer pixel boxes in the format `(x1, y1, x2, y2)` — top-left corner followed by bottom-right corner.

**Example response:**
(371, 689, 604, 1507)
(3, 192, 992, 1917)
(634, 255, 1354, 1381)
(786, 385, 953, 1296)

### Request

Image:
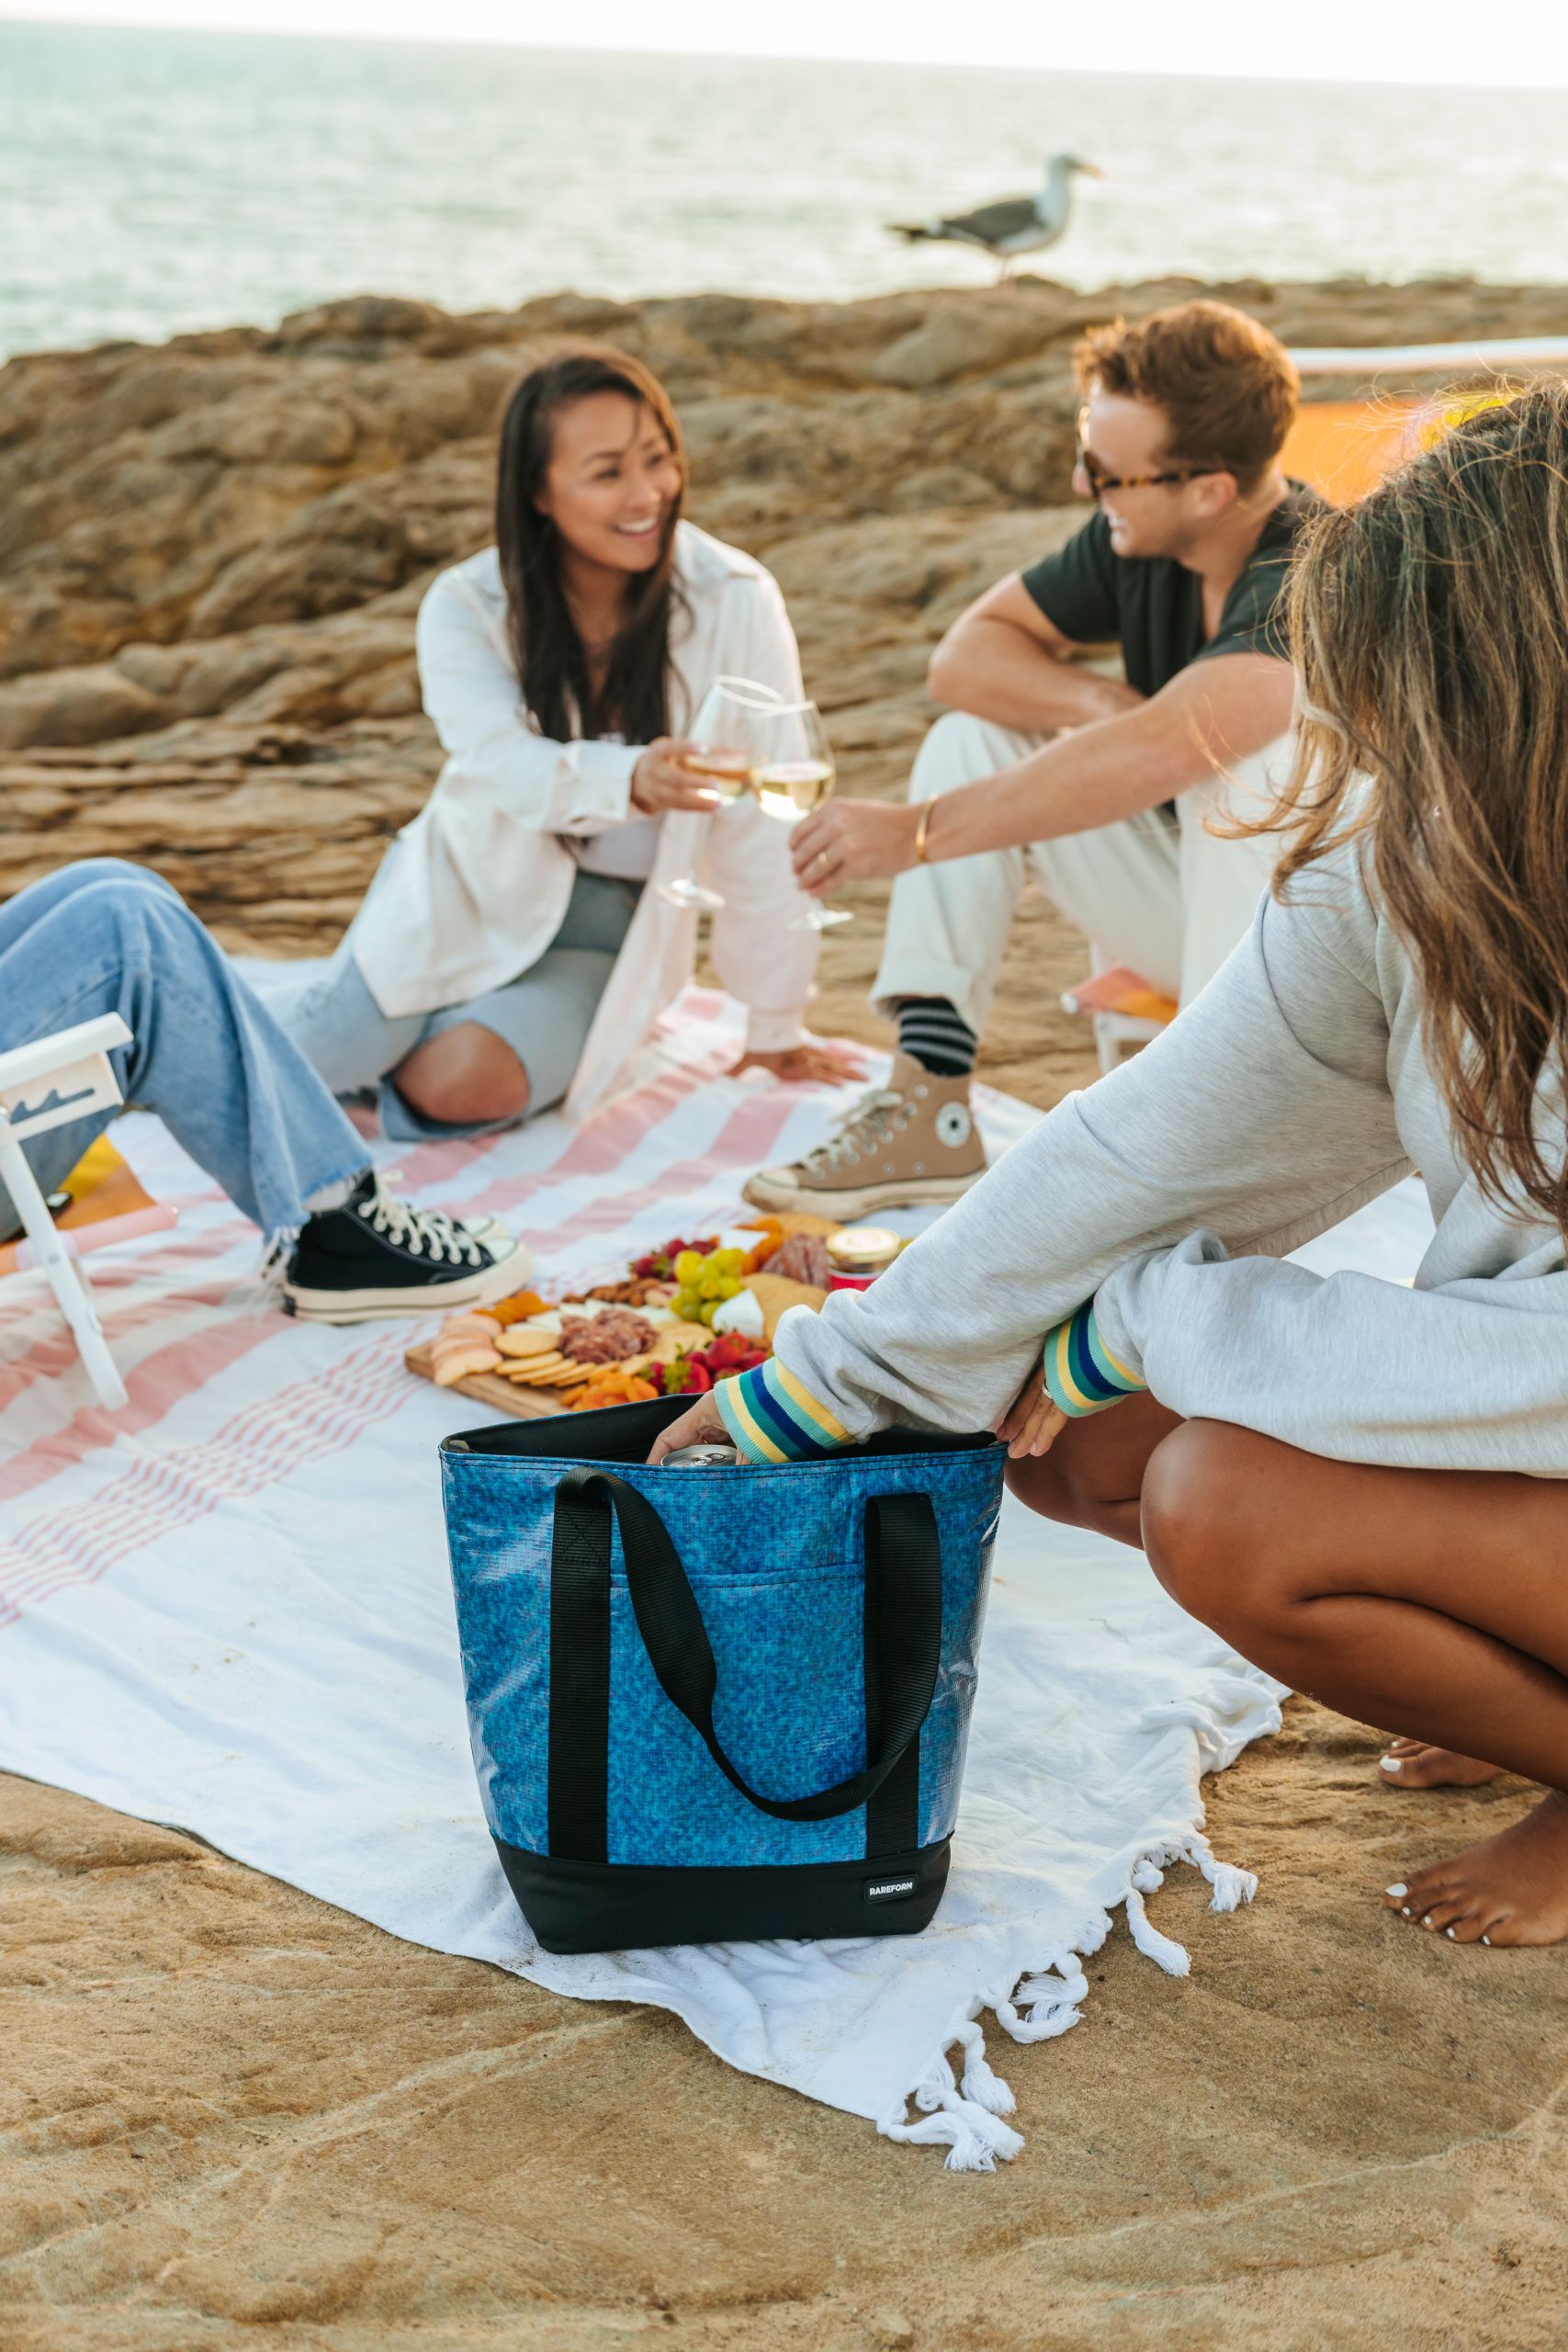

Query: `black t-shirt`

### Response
(1019, 481, 1325, 696)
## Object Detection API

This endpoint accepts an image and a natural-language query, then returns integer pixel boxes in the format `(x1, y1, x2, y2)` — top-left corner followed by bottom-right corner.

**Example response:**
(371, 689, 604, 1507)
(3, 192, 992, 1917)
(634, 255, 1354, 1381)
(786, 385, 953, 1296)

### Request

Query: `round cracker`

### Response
(496, 1326, 562, 1359)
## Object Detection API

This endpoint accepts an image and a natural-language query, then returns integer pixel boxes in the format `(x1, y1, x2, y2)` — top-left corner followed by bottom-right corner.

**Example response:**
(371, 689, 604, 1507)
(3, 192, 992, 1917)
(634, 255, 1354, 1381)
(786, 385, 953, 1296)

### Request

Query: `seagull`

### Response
(889, 152, 1103, 277)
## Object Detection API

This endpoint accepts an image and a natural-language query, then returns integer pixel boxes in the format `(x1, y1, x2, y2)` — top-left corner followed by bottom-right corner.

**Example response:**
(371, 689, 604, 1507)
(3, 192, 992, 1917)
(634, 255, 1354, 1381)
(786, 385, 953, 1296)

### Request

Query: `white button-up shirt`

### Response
(345, 522, 818, 1119)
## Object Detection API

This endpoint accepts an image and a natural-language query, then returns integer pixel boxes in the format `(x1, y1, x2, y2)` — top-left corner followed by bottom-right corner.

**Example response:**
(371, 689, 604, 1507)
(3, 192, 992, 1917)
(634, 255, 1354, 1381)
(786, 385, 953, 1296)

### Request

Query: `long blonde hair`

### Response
(1263, 382, 1568, 1232)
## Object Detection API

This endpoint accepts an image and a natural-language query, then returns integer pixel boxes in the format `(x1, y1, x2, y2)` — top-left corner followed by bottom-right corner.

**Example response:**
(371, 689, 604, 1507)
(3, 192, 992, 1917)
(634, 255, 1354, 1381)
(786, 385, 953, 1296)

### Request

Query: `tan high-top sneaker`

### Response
(743, 1052, 987, 1220)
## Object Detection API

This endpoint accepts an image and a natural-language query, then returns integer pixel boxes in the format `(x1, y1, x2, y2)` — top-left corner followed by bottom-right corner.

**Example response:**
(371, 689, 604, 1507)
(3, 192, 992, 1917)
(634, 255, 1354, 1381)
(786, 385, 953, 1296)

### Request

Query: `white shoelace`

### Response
(358, 1178, 486, 1266)
(797, 1087, 910, 1175)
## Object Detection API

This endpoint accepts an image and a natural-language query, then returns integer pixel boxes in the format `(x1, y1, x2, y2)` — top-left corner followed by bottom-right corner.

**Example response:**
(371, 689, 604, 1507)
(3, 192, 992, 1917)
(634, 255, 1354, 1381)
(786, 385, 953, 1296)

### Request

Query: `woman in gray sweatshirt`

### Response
(656, 382, 1568, 1951)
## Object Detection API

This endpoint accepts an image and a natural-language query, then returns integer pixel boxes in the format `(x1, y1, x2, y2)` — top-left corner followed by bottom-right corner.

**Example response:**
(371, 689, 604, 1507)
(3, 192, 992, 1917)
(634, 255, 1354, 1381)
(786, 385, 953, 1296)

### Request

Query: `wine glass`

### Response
(750, 700, 851, 931)
(656, 675, 783, 912)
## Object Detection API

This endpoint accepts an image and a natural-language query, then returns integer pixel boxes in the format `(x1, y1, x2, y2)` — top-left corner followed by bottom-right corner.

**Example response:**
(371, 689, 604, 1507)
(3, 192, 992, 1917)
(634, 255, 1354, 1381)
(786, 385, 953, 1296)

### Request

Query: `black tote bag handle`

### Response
(547, 1465, 942, 1860)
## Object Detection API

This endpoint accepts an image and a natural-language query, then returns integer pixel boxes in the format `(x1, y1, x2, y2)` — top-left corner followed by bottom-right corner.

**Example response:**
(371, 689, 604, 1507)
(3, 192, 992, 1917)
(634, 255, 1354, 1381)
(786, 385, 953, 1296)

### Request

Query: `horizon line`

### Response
(2, 11, 1563, 96)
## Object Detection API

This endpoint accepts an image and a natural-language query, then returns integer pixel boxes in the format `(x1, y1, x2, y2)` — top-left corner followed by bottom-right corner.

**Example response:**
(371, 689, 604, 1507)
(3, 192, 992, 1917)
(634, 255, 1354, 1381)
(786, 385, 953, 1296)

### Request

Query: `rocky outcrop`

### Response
(3, 272, 1565, 957)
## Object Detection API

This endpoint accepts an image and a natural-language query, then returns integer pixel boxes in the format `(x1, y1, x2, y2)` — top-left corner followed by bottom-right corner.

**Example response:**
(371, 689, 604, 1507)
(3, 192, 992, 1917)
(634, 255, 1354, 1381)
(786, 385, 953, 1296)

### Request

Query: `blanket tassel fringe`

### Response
(878, 1831, 1257, 2171)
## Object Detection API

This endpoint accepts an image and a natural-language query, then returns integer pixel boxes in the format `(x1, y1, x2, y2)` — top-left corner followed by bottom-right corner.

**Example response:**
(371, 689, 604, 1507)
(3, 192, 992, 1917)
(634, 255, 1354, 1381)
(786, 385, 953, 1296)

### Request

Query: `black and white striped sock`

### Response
(897, 997, 977, 1079)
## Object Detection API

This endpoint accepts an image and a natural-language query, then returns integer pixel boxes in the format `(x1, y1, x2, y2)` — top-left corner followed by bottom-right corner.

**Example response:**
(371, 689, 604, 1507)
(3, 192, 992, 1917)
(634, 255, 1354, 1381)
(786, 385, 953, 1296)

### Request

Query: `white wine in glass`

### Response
(751, 702, 850, 931)
(656, 675, 783, 912)
(752, 757, 834, 823)
(680, 747, 755, 799)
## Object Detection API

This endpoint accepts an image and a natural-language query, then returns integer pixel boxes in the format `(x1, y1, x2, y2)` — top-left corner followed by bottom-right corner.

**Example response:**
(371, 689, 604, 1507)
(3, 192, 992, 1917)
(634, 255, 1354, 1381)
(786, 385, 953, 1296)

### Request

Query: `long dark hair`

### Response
(1258, 382, 1568, 1236)
(494, 346, 689, 745)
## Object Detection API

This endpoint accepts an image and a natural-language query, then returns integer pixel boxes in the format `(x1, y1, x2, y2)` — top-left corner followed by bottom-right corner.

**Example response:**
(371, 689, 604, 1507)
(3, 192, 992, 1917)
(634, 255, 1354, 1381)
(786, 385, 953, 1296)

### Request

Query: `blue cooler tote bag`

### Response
(441, 1394, 1004, 1954)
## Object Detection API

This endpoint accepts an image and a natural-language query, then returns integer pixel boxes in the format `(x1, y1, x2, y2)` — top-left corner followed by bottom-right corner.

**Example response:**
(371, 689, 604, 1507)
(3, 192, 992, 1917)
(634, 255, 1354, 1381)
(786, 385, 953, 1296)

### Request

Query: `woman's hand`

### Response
(648, 1389, 732, 1463)
(729, 1041, 868, 1088)
(997, 1360, 1067, 1462)
(630, 739, 727, 816)
(791, 799, 922, 892)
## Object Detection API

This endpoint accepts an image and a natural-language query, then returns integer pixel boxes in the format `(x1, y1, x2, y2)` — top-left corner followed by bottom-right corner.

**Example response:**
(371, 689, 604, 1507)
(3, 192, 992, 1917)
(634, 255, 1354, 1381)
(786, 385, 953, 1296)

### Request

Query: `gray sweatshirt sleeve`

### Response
(773, 858, 1412, 1442)
(1099, 1236, 1568, 1473)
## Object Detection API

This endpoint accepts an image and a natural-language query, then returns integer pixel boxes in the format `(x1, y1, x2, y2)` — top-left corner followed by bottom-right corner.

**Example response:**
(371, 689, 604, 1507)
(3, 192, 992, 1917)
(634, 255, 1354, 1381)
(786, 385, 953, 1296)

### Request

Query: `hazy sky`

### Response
(5, 0, 1560, 84)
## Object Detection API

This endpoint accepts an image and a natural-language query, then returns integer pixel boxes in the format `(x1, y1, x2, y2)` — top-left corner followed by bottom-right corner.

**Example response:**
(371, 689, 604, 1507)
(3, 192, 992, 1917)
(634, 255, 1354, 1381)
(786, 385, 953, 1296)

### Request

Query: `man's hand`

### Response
(729, 1042, 868, 1087)
(997, 1360, 1067, 1461)
(630, 739, 725, 816)
(648, 1389, 732, 1463)
(792, 799, 922, 892)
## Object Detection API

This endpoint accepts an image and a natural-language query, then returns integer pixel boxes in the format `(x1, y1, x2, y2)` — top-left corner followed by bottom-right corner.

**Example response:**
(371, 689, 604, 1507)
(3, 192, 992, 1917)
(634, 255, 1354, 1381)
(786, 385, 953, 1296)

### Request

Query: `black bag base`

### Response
(497, 1834, 952, 1955)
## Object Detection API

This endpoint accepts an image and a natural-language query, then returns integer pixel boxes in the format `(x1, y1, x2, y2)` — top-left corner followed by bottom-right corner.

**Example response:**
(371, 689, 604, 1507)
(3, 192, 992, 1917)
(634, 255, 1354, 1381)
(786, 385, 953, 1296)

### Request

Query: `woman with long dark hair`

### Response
(277, 346, 857, 1135)
(655, 382, 1568, 1949)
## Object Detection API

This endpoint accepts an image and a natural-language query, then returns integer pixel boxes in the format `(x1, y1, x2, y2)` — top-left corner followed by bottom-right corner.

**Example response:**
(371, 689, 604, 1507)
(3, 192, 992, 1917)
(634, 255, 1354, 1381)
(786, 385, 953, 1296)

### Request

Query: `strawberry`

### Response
(701, 1333, 769, 1374)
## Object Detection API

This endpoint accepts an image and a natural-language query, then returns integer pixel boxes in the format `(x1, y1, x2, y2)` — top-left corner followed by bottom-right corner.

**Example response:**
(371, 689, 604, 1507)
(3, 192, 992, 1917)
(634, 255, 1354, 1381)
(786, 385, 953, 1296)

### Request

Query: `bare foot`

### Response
(1378, 1736, 1505, 1791)
(1382, 1790, 1568, 1945)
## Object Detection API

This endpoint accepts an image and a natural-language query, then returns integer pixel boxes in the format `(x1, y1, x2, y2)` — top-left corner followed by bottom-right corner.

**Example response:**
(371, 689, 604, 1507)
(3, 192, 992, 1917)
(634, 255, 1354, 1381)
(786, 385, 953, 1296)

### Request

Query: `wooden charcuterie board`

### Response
(403, 1338, 576, 1421)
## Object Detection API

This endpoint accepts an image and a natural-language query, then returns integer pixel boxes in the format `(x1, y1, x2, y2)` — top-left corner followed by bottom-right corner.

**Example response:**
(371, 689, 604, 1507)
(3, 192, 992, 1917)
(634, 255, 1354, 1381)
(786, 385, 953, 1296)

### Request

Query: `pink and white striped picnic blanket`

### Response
(0, 991, 1418, 2165)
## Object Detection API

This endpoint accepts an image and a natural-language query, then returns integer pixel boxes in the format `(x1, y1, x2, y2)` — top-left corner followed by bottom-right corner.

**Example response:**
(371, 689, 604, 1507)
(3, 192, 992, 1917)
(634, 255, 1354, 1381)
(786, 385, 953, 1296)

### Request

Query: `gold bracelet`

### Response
(913, 802, 933, 864)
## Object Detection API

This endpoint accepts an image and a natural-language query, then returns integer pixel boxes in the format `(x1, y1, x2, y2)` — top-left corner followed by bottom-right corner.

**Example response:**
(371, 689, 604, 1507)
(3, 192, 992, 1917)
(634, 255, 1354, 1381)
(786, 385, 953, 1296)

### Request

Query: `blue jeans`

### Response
(0, 862, 368, 1243)
(271, 858, 640, 1142)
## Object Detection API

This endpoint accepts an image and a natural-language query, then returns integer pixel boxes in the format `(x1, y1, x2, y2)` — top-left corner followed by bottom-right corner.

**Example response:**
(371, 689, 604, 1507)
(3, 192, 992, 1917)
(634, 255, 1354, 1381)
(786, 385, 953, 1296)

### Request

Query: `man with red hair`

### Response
(748, 300, 1320, 1221)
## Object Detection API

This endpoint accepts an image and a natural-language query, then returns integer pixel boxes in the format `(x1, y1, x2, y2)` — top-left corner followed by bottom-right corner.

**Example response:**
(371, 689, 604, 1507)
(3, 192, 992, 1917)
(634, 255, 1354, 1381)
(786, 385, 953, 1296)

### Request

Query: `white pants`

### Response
(872, 713, 1290, 1030)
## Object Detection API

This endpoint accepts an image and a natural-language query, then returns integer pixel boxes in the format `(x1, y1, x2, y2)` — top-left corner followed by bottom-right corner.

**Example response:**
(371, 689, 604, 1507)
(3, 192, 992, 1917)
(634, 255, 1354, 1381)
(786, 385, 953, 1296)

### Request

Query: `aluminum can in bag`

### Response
(660, 1442, 741, 1468)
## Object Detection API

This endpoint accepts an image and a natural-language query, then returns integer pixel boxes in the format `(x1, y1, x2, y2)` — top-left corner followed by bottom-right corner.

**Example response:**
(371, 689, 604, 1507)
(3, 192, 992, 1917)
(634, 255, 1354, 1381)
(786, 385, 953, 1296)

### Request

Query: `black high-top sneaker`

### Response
(281, 1171, 528, 1324)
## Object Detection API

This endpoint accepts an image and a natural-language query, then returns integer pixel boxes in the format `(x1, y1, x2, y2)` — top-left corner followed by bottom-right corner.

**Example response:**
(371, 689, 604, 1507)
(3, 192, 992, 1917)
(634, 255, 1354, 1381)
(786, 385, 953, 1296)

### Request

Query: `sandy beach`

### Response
(3, 275, 1568, 2346)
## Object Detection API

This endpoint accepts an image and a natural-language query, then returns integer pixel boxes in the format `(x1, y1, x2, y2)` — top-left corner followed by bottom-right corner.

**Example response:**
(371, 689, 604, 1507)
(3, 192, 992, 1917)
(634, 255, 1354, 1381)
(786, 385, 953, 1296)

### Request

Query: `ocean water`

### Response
(3, 20, 1568, 362)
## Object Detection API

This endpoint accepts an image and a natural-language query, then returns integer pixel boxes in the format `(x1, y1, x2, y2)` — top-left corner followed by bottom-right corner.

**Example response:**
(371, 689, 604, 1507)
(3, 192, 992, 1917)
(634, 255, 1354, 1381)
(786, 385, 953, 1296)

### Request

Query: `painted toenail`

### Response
(1446, 1928, 1455, 1939)
(1482, 1935, 1491, 1946)
(1401, 1906, 1412, 1917)
(1422, 1915, 1435, 1927)
(1382, 1757, 1402, 1770)
(1385, 1883, 1407, 1898)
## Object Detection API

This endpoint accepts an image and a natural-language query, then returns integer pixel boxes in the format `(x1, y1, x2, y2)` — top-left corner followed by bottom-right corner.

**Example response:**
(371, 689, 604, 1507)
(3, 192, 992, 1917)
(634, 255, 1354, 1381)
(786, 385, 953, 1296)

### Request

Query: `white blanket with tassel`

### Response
(0, 991, 1430, 2167)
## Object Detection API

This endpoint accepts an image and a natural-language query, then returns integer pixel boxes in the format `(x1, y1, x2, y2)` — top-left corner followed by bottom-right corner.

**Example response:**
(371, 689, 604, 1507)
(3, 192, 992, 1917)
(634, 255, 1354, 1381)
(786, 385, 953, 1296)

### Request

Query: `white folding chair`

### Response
(0, 1014, 136, 1409)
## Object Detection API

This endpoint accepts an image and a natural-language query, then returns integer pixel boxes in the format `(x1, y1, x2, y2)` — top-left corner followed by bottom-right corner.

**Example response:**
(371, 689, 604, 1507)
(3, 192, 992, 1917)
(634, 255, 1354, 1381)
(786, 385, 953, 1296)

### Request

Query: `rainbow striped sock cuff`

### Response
(715, 1358, 855, 1464)
(1042, 1303, 1146, 1419)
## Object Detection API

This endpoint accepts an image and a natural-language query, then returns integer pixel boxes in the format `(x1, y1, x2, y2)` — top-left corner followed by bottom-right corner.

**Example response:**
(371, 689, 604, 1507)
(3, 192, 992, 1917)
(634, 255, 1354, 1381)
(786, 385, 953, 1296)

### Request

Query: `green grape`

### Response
(698, 1277, 741, 1324)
